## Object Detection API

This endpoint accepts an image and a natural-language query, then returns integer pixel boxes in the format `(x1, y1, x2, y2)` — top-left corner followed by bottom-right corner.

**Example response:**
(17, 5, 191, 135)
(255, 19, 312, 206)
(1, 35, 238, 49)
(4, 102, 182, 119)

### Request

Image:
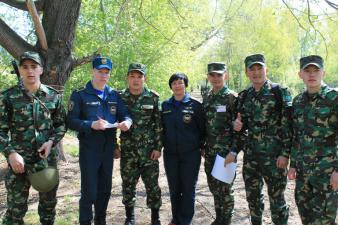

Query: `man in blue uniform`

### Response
(67, 57, 132, 225)
(162, 73, 205, 225)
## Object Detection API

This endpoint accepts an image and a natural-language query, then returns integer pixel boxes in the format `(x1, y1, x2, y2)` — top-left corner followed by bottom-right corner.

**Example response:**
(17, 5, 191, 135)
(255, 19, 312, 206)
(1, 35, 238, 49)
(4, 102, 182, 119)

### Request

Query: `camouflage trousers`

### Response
(204, 153, 234, 224)
(3, 168, 58, 225)
(243, 154, 289, 225)
(120, 148, 162, 209)
(295, 169, 338, 225)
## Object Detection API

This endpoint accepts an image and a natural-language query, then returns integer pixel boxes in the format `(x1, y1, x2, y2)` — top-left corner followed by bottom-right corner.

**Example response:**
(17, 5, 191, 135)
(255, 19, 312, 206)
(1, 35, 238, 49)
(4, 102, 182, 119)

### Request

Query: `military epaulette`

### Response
(45, 85, 60, 94)
(190, 96, 202, 104)
(228, 90, 238, 98)
(150, 89, 160, 97)
(1, 86, 16, 95)
(72, 86, 85, 92)
(238, 89, 248, 98)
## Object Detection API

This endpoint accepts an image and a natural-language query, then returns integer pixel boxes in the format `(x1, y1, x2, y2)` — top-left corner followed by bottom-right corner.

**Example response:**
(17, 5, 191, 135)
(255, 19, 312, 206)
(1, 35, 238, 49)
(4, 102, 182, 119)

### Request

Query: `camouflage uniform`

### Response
(236, 80, 292, 225)
(203, 85, 237, 224)
(0, 84, 66, 225)
(119, 87, 162, 209)
(291, 84, 338, 225)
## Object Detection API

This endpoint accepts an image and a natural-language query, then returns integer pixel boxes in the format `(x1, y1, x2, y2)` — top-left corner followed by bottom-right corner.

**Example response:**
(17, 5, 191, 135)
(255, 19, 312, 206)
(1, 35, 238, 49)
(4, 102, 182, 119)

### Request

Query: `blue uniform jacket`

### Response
(67, 81, 131, 152)
(161, 94, 205, 153)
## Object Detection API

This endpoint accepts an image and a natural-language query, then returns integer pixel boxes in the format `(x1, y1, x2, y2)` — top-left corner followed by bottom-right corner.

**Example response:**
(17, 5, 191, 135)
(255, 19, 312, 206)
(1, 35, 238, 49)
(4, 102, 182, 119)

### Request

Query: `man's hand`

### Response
(276, 156, 289, 169)
(117, 121, 131, 132)
(224, 152, 236, 166)
(233, 113, 243, 132)
(330, 170, 338, 191)
(114, 148, 121, 159)
(287, 167, 296, 180)
(91, 117, 108, 130)
(8, 152, 25, 174)
(38, 140, 53, 158)
(150, 150, 161, 160)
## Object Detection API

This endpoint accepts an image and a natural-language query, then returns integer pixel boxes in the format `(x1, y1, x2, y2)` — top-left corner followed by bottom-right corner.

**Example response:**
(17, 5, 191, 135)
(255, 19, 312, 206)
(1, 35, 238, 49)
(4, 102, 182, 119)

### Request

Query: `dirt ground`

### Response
(0, 135, 335, 225)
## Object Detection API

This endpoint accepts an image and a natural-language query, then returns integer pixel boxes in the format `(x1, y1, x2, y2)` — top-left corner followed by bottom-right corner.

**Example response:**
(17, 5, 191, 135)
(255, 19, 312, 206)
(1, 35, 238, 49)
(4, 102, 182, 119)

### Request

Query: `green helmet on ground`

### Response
(28, 166, 59, 193)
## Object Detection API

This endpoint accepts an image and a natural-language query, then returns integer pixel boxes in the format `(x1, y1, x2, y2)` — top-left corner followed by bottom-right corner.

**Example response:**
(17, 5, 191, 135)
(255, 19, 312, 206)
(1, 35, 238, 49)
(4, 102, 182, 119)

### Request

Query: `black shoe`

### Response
(124, 206, 135, 225)
(80, 221, 91, 225)
(151, 208, 161, 225)
(94, 217, 106, 225)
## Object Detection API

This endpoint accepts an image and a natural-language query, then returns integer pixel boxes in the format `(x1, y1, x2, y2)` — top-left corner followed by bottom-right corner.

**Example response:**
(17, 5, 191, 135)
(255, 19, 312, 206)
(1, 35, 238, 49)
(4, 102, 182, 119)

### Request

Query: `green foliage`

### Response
(0, 0, 337, 99)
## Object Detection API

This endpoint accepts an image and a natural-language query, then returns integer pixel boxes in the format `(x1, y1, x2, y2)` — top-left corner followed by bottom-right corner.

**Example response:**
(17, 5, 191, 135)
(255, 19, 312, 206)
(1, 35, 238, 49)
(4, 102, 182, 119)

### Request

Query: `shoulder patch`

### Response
(150, 89, 160, 97)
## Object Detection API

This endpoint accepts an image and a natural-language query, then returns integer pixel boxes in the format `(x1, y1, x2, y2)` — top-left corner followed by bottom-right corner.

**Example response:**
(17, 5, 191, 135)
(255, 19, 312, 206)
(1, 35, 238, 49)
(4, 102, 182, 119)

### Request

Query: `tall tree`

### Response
(0, 0, 84, 90)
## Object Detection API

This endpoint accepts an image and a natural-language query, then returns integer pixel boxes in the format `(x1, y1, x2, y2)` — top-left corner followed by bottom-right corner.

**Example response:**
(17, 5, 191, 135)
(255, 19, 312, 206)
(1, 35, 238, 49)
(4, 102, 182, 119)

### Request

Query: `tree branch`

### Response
(281, 0, 307, 31)
(190, 28, 220, 51)
(72, 50, 101, 69)
(0, 0, 44, 11)
(0, 18, 35, 59)
(306, 0, 328, 58)
(167, 0, 185, 22)
(325, 0, 338, 10)
(26, 0, 48, 50)
(139, 0, 179, 44)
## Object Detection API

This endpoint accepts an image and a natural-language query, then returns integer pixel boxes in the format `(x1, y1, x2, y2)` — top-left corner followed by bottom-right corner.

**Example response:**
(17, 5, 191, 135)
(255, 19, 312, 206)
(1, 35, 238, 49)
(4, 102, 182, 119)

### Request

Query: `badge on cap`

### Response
(101, 58, 107, 65)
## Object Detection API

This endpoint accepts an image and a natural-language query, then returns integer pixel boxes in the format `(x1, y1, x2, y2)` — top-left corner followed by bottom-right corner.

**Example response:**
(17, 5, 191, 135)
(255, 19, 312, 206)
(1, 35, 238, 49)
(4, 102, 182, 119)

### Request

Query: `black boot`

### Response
(124, 206, 135, 225)
(94, 216, 106, 225)
(250, 217, 262, 225)
(80, 221, 91, 225)
(210, 208, 222, 225)
(151, 208, 161, 225)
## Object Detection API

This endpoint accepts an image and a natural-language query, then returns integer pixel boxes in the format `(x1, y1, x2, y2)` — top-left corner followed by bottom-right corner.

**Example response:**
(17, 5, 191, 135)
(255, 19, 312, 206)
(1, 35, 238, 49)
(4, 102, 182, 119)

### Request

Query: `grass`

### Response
(64, 145, 79, 157)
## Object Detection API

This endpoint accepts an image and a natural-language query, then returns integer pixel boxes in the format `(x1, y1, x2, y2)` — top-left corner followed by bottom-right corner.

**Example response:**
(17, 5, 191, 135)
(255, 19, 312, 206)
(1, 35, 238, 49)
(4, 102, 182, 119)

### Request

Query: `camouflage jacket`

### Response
(236, 80, 292, 157)
(0, 84, 66, 163)
(291, 85, 338, 172)
(119, 88, 162, 152)
(203, 85, 237, 157)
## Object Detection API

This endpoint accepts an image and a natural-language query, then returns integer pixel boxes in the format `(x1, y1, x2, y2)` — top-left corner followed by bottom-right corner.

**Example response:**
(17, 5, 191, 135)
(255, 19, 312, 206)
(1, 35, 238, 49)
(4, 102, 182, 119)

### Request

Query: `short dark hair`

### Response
(169, 72, 188, 88)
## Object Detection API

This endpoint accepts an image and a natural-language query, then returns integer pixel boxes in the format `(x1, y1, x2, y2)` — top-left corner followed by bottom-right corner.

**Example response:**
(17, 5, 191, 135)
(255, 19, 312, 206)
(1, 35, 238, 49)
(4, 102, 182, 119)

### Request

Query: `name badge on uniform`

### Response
(162, 110, 171, 114)
(216, 105, 226, 112)
(142, 105, 154, 110)
(86, 101, 100, 106)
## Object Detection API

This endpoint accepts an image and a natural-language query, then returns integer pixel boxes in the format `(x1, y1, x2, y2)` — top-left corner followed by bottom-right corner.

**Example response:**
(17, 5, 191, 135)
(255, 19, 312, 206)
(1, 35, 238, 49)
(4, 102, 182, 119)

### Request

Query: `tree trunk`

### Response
(39, 0, 81, 88)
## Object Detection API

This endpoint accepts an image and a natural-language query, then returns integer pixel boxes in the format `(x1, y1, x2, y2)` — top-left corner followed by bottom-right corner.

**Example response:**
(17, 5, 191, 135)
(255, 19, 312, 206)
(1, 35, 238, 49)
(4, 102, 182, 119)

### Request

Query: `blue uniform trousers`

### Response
(164, 150, 201, 225)
(79, 146, 114, 223)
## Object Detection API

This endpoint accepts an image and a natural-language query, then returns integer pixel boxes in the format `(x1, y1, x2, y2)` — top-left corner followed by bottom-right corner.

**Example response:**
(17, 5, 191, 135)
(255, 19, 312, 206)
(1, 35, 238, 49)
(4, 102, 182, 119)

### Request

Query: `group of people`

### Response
(0, 50, 336, 225)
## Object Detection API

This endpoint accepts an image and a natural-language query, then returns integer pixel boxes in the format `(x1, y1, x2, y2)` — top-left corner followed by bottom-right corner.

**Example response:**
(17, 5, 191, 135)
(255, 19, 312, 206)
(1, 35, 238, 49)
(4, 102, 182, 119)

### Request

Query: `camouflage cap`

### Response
(19, 51, 42, 66)
(92, 57, 112, 70)
(128, 63, 146, 75)
(245, 54, 265, 68)
(300, 55, 323, 70)
(207, 62, 227, 74)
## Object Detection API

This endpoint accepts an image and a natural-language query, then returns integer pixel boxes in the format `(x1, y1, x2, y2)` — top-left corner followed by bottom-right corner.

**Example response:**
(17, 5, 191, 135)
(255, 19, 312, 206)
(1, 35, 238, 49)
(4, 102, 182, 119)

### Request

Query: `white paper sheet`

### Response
(211, 154, 237, 184)
(104, 122, 118, 128)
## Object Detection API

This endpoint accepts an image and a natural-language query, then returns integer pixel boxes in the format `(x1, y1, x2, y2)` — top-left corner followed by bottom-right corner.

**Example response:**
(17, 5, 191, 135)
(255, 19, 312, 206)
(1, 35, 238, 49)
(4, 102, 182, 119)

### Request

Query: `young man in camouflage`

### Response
(0, 51, 66, 225)
(288, 55, 338, 225)
(115, 63, 162, 225)
(203, 62, 238, 225)
(233, 54, 292, 225)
